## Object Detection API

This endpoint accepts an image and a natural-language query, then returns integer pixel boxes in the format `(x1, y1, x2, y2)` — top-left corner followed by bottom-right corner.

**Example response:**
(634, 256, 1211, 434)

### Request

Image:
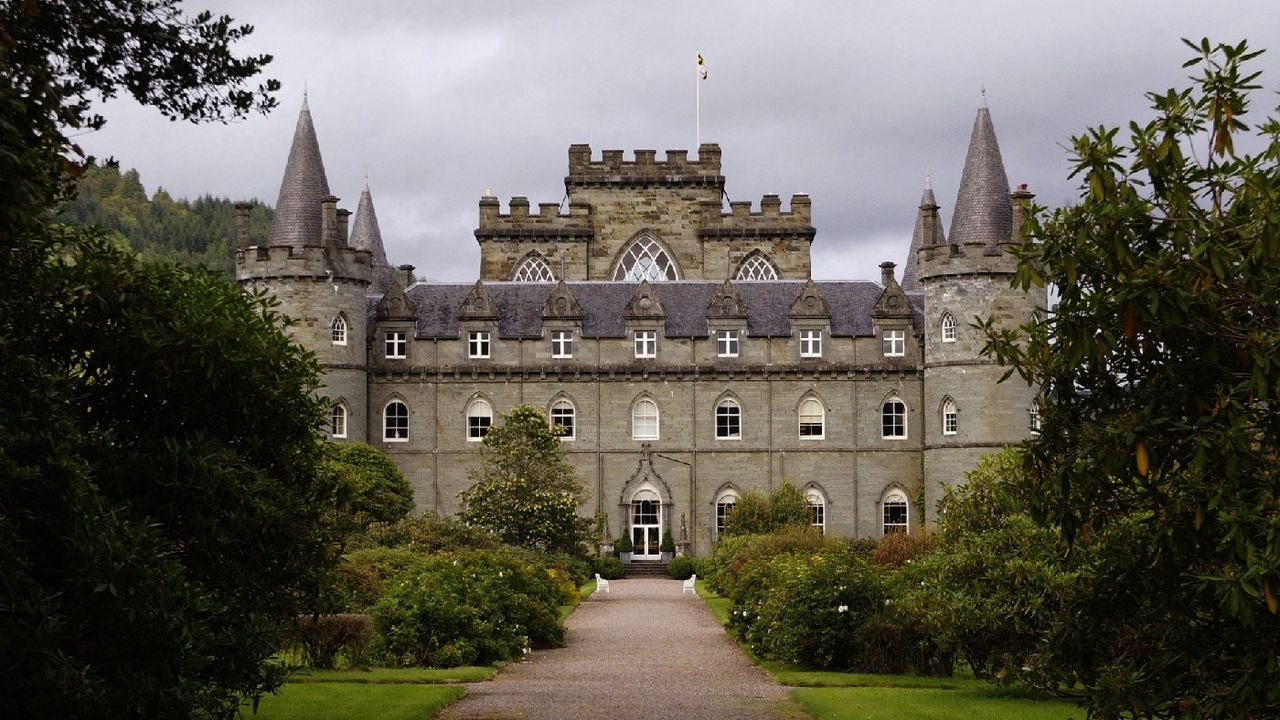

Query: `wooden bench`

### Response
(682, 574, 697, 595)
(594, 573, 610, 595)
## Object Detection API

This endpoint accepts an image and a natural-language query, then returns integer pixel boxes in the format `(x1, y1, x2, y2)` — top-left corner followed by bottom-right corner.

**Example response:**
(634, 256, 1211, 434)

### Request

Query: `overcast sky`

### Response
(79, 1, 1280, 282)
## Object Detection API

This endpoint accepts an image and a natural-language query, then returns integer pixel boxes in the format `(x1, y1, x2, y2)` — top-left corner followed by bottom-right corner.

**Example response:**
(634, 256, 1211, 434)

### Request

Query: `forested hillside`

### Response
(57, 164, 273, 278)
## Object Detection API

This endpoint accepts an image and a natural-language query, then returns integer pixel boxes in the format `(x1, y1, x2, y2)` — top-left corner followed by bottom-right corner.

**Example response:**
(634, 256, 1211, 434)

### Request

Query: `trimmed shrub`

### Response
(593, 555, 624, 580)
(363, 513, 499, 553)
(295, 614, 373, 669)
(704, 525, 830, 603)
(660, 532, 676, 553)
(667, 556, 695, 580)
(613, 533, 633, 554)
(870, 531, 936, 568)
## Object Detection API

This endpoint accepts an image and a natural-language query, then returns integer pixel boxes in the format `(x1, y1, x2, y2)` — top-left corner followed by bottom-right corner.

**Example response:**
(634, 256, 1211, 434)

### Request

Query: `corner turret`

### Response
(351, 176, 394, 295)
(901, 175, 943, 293)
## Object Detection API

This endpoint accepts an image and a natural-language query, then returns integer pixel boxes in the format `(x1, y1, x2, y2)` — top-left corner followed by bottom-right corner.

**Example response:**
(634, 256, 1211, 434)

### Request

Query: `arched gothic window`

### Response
(330, 404, 347, 439)
(715, 399, 741, 439)
(735, 253, 779, 280)
(1029, 401, 1042, 435)
(806, 488, 827, 534)
(799, 397, 825, 439)
(882, 396, 907, 439)
(550, 399, 575, 440)
(632, 398, 659, 440)
(882, 489, 909, 535)
(383, 400, 408, 442)
(940, 312, 957, 342)
(715, 489, 738, 537)
(331, 314, 348, 345)
(511, 253, 556, 282)
(612, 234, 679, 281)
(942, 398, 958, 435)
(467, 399, 493, 441)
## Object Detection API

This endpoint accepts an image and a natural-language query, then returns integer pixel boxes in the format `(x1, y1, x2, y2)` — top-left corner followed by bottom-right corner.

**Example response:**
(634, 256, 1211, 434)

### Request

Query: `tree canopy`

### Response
(983, 38, 1280, 718)
(459, 405, 591, 554)
(721, 481, 814, 537)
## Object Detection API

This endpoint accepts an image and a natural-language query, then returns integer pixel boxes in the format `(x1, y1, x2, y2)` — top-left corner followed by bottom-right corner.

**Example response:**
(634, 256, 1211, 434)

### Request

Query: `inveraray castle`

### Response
(235, 98, 1044, 556)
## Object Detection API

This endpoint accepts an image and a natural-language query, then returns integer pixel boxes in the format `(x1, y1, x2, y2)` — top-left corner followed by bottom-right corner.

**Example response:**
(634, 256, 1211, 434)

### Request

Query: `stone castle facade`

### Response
(235, 98, 1044, 556)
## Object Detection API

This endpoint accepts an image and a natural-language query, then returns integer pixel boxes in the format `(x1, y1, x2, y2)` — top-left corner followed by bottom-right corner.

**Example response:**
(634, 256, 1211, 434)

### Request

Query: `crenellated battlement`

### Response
(565, 143, 723, 186)
(917, 241, 1020, 278)
(235, 243, 373, 283)
(474, 196, 594, 240)
(697, 193, 815, 239)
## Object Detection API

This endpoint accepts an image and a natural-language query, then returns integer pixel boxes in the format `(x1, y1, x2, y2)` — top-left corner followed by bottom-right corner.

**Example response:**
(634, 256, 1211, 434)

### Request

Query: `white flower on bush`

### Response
(836, 605, 848, 613)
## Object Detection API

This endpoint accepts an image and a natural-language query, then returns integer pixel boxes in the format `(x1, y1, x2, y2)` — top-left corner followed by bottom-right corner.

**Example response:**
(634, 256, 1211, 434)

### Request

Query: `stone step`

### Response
(622, 561, 670, 578)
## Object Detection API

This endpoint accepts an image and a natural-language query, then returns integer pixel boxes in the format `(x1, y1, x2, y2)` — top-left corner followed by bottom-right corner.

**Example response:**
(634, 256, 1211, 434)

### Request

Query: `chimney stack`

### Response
(336, 208, 351, 246)
(880, 261, 897, 287)
(398, 264, 415, 287)
(320, 195, 339, 246)
(234, 202, 252, 248)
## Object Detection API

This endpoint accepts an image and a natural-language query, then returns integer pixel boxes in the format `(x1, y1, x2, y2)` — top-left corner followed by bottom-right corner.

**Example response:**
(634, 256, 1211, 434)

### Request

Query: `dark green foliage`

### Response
(370, 549, 567, 668)
(721, 481, 812, 536)
(592, 555, 624, 580)
(613, 532, 633, 554)
(294, 614, 373, 670)
(459, 405, 592, 554)
(666, 556, 696, 580)
(320, 442, 414, 535)
(980, 39, 1280, 717)
(56, 163, 272, 277)
(544, 551, 593, 587)
(704, 525, 829, 601)
(659, 531, 676, 553)
(362, 513, 499, 554)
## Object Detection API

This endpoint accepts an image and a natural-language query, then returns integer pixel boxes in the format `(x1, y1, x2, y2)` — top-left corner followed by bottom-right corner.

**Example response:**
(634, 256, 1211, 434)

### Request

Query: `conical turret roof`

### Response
(947, 104, 1011, 248)
(267, 97, 331, 247)
(901, 176, 944, 292)
(350, 177, 393, 294)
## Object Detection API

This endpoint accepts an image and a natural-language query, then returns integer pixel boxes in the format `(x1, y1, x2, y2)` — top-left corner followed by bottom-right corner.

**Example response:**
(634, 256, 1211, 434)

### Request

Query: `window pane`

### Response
(613, 236, 679, 281)
(735, 253, 779, 280)
(512, 254, 555, 281)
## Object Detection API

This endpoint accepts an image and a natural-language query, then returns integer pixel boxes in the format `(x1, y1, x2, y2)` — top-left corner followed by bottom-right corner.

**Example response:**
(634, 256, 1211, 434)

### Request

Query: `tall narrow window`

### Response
(550, 399, 575, 440)
(883, 489, 909, 535)
(882, 397, 906, 438)
(632, 399, 659, 440)
(330, 404, 347, 439)
(715, 399, 741, 439)
(942, 398, 958, 435)
(634, 330, 656, 359)
(468, 331, 490, 359)
(800, 330, 822, 358)
(807, 489, 826, 534)
(511, 253, 556, 282)
(799, 397, 825, 439)
(383, 400, 408, 442)
(715, 490, 738, 536)
(612, 234, 679, 281)
(716, 330, 740, 358)
(882, 329, 905, 357)
(551, 330, 573, 358)
(467, 399, 492, 441)
(1029, 402, 1042, 435)
(941, 312, 957, 343)
(331, 314, 348, 345)
(385, 331, 407, 359)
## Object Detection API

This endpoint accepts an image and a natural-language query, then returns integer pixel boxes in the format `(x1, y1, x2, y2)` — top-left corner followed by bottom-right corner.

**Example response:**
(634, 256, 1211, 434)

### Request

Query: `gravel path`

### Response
(436, 578, 792, 719)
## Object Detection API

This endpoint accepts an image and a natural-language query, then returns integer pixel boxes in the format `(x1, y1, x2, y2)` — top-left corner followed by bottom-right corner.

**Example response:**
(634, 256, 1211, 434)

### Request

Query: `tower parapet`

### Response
(566, 144, 724, 188)
(698, 193, 814, 237)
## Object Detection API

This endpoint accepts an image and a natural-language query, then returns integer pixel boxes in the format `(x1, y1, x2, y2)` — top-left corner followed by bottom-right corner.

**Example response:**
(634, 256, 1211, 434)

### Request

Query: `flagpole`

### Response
(695, 52, 701, 148)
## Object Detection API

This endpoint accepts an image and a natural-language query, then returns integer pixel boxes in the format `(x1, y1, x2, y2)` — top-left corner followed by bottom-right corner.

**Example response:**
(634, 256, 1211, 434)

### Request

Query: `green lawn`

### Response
(287, 666, 496, 684)
(792, 686, 1082, 720)
(245, 683, 463, 720)
(694, 579, 732, 625)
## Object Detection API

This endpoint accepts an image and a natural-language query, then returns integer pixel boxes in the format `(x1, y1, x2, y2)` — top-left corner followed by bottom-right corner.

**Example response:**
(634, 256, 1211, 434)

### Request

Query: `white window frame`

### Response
(511, 253, 556, 282)
(800, 329, 823, 358)
(330, 404, 347, 439)
(941, 312, 957, 343)
(806, 489, 826, 534)
(882, 397, 907, 439)
(331, 314, 347, 346)
(1029, 402, 1042, 435)
(715, 399, 741, 440)
(551, 330, 573, 359)
(467, 399, 493, 441)
(716, 329, 740, 358)
(550, 399, 575, 441)
(798, 397, 825, 440)
(883, 329, 905, 357)
(942, 398, 958, 435)
(383, 400, 408, 443)
(632, 398, 659, 440)
(882, 489, 910, 535)
(715, 490, 738, 537)
(384, 331, 407, 360)
(468, 330, 491, 359)
(634, 330, 656, 359)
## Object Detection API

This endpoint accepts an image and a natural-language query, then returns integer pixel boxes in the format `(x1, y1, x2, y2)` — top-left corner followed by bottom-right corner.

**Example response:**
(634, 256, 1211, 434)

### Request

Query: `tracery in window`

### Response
(511, 253, 556, 282)
(941, 312, 957, 343)
(331, 404, 347, 438)
(735, 252, 780, 281)
(806, 488, 827, 534)
(331, 314, 348, 345)
(612, 233, 679, 281)
(942, 398, 958, 435)
(715, 489, 738, 537)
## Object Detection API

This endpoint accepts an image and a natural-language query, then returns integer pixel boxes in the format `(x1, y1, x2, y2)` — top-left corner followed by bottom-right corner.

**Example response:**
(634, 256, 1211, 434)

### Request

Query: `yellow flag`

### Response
(697, 52, 708, 80)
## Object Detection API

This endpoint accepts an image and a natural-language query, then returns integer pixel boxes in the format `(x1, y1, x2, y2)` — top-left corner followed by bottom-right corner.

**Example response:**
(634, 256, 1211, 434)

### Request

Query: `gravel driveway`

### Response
(436, 578, 792, 719)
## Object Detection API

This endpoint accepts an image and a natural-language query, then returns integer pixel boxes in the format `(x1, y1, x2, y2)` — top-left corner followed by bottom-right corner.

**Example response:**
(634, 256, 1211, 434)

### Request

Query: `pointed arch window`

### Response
(331, 314, 348, 345)
(735, 253, 780, 281)
(715, 488, 739, 537)
(512, 253, 556, 282)
(383, 400, 408, 443)
(1029, 402, 1042, 435)
(941, 312, 957, 343)
(632, 398, 659, 440)
(882, 489, 909, 535)
(942, 398, 958, 435)
(806, 488, 827, 534)
(467, 399, 493, 441)
(882, 396, 907, 439)
(612, 234, 679, 281)
(715, 399, 741, 440)
(550, 399, 575, 441)
(799, 397, 825, 439)
(331, 404, 348, 439)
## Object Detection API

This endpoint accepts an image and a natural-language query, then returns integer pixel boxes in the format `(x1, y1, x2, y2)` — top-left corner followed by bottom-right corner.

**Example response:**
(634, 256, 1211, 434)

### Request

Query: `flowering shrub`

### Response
(370, 548, 566, 667)
(703, 525, 831, 602)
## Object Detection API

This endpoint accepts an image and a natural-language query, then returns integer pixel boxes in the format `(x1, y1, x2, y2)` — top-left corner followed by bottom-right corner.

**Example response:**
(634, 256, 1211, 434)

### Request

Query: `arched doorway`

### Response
(630, 489, 663, 559)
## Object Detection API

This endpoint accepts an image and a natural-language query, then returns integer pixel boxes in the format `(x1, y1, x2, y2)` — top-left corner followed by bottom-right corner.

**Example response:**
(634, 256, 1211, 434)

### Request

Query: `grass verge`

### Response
(287, 666, 496, 684)
(792, 686, 1083, 720)
(246, 683, 463, 720)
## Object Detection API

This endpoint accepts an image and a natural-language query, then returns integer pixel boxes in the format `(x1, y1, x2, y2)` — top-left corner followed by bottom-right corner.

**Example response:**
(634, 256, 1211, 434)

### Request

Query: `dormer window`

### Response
(385, 331, 407, 359)
(551, 330, 573, 359)
(716, 330, 739, 358)
(800, 330, 822, 358)
(634, 331, 656, 359)
(883, 329, 905, 357)
(468, 331, 491, 359)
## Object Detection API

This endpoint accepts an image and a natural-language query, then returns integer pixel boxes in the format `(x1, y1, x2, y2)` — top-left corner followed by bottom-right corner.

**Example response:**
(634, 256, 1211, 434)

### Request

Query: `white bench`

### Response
(593, 573, 610, 595)
(682, 573, 697, 595)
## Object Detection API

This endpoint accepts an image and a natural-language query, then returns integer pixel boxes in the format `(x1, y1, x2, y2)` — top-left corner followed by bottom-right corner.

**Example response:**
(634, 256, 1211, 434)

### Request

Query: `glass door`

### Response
(631, 496, 662, 559)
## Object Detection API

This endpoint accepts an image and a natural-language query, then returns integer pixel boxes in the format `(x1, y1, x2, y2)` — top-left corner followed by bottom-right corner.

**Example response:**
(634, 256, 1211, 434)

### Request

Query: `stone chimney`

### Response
(320, 195, 339, 246)
(234, 202, 252, 248)
(398, 264, 415, 287)
(1010, 183, 1035, 243)
(880, 261, 897, 287)
(336, 207, 351, 246)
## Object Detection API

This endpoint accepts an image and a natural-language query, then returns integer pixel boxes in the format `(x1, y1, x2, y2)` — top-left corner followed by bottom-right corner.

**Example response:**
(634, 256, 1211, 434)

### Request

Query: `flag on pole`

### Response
(697, 51, 708, 80)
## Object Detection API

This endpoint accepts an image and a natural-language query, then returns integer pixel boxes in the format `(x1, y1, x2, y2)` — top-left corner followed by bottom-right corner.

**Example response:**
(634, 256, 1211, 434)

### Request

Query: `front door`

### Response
(631, 496, 662, 559)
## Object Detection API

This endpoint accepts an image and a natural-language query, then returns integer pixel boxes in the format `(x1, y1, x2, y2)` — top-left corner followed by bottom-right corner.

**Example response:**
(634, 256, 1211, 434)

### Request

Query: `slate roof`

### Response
(398, 281, 922, 339)
(948, 105, 1012, 248)
(267, 97, 332, 247)
(350, 179, 393, 294)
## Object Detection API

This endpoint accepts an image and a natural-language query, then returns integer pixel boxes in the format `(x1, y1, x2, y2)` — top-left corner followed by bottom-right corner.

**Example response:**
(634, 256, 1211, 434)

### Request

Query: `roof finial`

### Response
(925, 166, 932, 191)
(362, 161, 369, 191)
(980, 84, 987, 108)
